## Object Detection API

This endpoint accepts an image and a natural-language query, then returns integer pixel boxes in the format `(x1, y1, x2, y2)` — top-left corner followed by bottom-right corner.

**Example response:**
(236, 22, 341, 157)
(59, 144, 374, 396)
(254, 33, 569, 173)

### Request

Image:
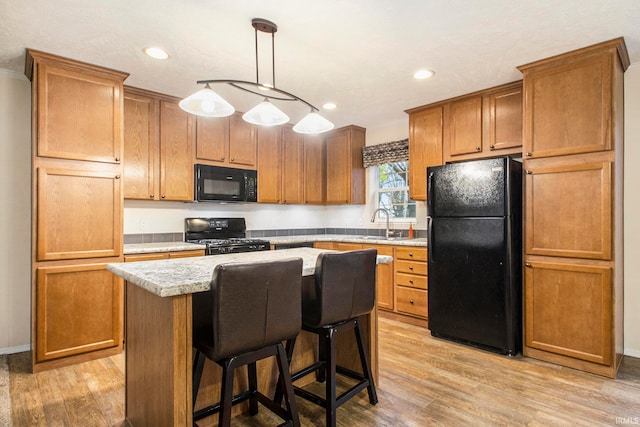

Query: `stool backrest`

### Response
(304, 249, 378, 327)
(193, 258, 303, 361)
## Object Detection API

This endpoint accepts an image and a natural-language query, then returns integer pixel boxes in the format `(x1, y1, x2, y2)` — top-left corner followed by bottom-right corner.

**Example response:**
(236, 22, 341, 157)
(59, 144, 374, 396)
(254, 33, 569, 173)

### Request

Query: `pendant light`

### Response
(179, 18, 334, 134)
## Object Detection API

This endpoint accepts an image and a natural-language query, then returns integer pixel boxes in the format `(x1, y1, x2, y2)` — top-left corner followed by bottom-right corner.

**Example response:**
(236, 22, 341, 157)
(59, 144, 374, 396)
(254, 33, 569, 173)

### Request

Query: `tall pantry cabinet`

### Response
(518, 38, 629, 378)
(26, 50, 128, 371)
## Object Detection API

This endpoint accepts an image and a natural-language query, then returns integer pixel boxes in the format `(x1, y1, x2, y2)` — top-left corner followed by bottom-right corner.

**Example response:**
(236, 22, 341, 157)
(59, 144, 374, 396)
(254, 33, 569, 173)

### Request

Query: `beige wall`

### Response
(1, 65, 640, 357)
(0, 71, 31, 353)
(624, 63, 640, 357)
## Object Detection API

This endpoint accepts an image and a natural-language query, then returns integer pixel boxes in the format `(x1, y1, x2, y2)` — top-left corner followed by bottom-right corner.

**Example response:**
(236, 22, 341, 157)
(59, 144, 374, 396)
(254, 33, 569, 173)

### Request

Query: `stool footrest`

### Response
(291, 361, 324, 382)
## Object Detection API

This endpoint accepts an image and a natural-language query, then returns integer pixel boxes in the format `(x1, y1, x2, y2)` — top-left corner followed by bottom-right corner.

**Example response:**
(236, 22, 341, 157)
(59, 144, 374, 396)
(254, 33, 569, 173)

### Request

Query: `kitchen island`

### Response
(108, 248, 391, 426)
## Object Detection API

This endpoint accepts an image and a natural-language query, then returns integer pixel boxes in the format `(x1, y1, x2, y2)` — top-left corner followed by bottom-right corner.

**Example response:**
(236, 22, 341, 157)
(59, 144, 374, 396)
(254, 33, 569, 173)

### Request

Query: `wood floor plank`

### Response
(8, 317, 640, 426)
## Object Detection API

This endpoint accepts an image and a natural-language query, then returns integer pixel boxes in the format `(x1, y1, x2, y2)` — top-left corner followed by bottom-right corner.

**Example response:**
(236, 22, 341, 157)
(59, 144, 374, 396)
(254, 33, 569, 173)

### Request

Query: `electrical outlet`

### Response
(140, 219, 146, 230)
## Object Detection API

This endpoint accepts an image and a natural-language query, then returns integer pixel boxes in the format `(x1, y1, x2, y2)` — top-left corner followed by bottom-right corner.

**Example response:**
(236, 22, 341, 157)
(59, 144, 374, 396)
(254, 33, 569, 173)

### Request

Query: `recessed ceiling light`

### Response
(143, 47, 169, 60)
(413, 69, 435, 80)
(322, 102, 337, 110)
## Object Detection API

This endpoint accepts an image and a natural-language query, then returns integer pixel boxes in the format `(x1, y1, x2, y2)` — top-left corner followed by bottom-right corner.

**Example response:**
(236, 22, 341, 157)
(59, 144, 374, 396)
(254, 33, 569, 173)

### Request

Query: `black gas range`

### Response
(184, 217, 270, 255)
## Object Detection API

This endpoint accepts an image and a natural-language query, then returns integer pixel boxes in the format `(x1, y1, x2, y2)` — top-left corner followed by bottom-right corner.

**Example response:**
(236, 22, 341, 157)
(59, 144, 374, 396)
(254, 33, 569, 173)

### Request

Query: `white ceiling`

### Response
(2, 0, 639, 131)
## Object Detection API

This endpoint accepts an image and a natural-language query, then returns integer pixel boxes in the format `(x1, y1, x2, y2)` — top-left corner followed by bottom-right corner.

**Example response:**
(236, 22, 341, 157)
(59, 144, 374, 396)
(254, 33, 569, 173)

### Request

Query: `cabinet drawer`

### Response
(395, 246, 427, 262)
(395, 259, 427, 276)
(396, 286, 428, 318)
(396, 272, 427, 290)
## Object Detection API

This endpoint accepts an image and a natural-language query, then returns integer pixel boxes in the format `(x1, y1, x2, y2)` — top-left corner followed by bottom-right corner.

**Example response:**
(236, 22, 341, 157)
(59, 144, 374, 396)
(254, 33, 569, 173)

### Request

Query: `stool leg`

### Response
(317, 332, 327, 383)
(218, 358, 235, 427)
(354, 318, 378, 405)
(192, 350, 206, 410)
(274, 337, 296, 405)
(275, 342, 301, 427)
(248, 361, 259, 415)
(325, 327, 337, 427)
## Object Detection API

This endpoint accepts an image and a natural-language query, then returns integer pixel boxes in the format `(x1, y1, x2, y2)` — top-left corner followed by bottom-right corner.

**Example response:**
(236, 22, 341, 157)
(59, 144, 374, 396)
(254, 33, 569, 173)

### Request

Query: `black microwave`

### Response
(194, 164, 257, 202)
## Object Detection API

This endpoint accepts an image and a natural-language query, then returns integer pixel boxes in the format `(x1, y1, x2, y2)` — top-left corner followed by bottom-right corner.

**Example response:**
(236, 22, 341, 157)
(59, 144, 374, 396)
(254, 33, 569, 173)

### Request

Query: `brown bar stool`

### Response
(192, 258, 303, 427)
(277, 249, 379, 427)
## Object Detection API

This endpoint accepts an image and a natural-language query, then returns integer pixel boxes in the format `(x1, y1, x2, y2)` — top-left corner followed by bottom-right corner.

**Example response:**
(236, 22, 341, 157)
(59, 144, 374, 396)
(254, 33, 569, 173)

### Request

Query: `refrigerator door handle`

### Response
(427, 216, 433, 264)
(427, 171, 434, 215)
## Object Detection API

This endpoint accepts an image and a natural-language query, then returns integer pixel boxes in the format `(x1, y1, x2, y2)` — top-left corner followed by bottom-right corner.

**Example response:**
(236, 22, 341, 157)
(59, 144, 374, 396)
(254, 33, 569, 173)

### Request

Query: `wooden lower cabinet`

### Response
(394, 247, 428, 322)
(364, 245, 394, 311)
(312, 241, 336, 250)
(35, 261, 123, 367)
(524, 259, 618, 374)
(124, 249, 205, 262)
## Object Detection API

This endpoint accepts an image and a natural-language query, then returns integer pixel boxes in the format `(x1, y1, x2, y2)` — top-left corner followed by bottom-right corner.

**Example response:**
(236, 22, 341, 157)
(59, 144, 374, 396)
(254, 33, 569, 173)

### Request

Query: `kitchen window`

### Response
(375, 161, 416, 219)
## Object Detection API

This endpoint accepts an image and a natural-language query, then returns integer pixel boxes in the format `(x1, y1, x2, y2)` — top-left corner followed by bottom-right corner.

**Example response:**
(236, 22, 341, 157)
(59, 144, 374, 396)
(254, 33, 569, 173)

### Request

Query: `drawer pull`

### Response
(409, 279, 414, 284)
(409, 252, 413, 257)
(410, 299, 414, 304)
(409, 266, 413, 270)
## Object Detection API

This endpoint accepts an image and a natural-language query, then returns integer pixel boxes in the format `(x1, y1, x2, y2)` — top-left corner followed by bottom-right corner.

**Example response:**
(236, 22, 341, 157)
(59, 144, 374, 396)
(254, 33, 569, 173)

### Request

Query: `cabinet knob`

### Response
(409, 252, 413, 257)
(409, 279, 414, 284)
(115, 157, 120, 162)
(525, 263, 532, 268)
(283, 200, 287, 204)
(476, 146, 481, 151)
(115, 175, 120, 179)
(409, 266, 413, 270)
(221, 156, 225, 161)
(526, 152, 532, 157)
(149, 194, 154, 199)
(161, 195, 166, 199)
(231, 158, 235, 162)
(526, 170, 533, 175)
(489, 145, 495, 150)
(410, 299, 414, 304)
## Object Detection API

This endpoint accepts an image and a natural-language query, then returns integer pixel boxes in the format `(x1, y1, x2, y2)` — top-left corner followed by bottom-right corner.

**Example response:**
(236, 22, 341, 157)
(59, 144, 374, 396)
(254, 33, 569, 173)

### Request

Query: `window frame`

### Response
(373, 161, 416, 222)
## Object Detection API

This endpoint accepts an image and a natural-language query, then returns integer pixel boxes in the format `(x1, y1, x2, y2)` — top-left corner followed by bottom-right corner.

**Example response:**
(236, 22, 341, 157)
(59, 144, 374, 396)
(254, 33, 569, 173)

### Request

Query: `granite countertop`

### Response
(123, 241, 206, 255)
(267, 234, 428, 247)
(108, 247, 393, 298)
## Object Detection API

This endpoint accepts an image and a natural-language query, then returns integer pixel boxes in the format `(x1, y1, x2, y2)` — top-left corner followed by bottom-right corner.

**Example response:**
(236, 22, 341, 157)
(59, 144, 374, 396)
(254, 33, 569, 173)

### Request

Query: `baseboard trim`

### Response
(0, 344, 30, 355)
(624, 348, 640, 359)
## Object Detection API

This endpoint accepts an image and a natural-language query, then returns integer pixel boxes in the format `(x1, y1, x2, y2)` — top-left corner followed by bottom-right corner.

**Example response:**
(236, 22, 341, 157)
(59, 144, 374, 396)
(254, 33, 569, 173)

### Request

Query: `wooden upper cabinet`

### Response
(407, 106, 443, 201)
(518, 38, 629, 158)
(123, 90, 159, 200)
(281, 126, 304, 204)
(195, 116, 229, 164)
(26, 50, 128, 164)
(303, 134, 325, 204)
(524, 260, 612, 365)
(443, 81, 523, 163)
(37, 167, 122, 261)
(325, 126, 365, 205)
(444, 96, 483, 159)
(229, 113, 257, 167)
(525, 153, 612, 260)
(482, 83, 523, 153)
(196, 113, 256, 168)
(257, 126, 282, 203)
(159, 101, 195, 201)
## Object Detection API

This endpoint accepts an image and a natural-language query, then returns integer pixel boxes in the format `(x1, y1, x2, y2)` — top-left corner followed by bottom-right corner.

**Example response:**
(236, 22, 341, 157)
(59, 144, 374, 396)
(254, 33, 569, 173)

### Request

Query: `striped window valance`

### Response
(362, 138, 409, 168)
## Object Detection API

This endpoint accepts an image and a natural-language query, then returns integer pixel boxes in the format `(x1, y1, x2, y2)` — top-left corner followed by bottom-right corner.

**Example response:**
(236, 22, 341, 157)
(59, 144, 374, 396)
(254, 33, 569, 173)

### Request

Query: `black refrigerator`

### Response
(427, 157, 522, 355)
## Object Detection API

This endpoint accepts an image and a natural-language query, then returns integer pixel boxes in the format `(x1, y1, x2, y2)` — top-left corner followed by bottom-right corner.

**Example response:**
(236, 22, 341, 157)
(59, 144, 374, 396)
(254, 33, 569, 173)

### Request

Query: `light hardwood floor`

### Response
(8, 316, 640, 426)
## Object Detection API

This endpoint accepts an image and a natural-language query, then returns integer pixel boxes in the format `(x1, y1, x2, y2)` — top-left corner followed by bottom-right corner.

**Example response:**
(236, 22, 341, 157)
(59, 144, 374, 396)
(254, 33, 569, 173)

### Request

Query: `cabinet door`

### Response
(525, 157, 612, 260)
(522, 53, 613, 158)
(408, 106, 443, 201)
(35, 61, 124, 164)
(257, 127, 282, 203)
(37, 167, 122, 261)
(36, 263, 123, 362)
(364, 245, 394, 310)
(524, 260, 612, 365)
(196, 116, 229, 164)
(303, 134, 325, 204)
(123, 91, 159, 200)
(281, 126, 305, 204)
(326, 130, 350, 204)
(444, 96, 483, 160)
(483, 85, 523, 152)
(159, 101, 195, 201)
(229, 113, 257, 167)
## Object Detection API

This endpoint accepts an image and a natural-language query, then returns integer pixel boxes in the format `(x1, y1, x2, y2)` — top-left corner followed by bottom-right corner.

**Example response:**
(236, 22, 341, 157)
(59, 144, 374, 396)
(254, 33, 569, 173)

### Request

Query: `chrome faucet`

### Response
(371, 208, 393, 238)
